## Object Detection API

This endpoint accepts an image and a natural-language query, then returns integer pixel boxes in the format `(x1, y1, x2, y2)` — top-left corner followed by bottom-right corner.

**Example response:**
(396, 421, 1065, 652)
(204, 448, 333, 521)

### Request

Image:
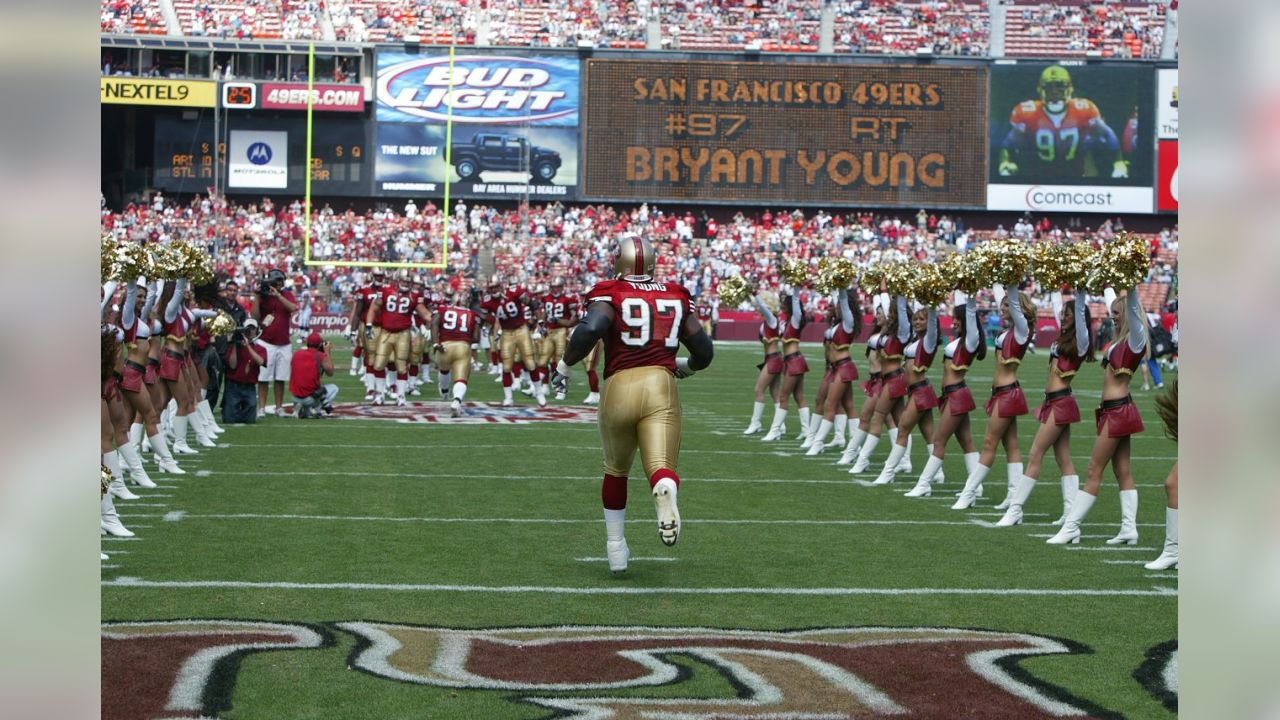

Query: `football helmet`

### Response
(550, 276, 565, 293)
(396, 269, 412, 291)
(614, 236, 656, 278)
(1038, 65, 1073, 114)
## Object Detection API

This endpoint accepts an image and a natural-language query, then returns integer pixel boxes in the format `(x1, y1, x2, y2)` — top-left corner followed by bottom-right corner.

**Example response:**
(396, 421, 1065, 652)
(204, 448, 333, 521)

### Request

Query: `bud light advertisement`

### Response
(374, 50, 580, 199)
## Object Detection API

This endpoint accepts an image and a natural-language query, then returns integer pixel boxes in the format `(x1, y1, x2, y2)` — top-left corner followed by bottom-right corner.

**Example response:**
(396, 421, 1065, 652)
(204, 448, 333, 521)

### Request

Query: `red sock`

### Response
(502, 371, 513, 388)
(587, 369, 600, 393)
(490, 351, 500, 365)
(408, 364, 418, 378)
(531, 367, 543, 383)
(353, 347, 362, 359)
(374, 369, 386, 380)
(513, 366, 523, 380)
(602, 474, 628, 510)
(649, 468, 680, 490)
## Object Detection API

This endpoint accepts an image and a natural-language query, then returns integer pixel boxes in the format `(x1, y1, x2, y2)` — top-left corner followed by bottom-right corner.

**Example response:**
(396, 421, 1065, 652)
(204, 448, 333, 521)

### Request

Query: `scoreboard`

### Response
(582, 60, 988, 208)
(153, 114, 371, 195)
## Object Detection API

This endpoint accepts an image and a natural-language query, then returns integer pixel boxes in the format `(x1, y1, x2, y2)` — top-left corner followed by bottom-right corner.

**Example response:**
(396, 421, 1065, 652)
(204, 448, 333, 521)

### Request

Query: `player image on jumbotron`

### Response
(994, 64, 1132, 182)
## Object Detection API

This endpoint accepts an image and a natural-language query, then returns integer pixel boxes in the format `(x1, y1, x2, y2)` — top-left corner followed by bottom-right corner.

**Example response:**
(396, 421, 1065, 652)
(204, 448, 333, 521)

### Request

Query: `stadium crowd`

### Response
(99, 0, 1171, 59)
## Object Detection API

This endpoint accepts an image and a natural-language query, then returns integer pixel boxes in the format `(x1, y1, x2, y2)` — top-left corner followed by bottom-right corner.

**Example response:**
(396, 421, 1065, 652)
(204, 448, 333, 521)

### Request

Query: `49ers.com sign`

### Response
(259, 82, 365, 112)
(582, 60, 988, 208)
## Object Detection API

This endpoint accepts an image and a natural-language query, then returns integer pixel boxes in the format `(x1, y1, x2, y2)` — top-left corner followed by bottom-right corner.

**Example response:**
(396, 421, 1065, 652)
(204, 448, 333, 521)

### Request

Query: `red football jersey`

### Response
(357, 285, 382, 327)
(585, 278, 694, 379)
(491, 287, 530, 331)
(696, 304, 713, 321)
(541, 293, 573, 327)
(437, 305, 477, 342)
(1008, 98, 1105, 178)
(378, 287, 422, 333)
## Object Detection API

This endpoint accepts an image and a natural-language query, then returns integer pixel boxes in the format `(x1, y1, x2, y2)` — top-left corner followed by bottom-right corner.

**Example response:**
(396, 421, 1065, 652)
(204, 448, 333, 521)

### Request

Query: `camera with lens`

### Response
(259, 269, 287, 296)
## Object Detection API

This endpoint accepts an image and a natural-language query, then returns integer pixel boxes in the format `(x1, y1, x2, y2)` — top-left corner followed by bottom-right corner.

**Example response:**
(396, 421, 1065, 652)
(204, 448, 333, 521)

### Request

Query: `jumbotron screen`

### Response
(583, 59, 988, 208)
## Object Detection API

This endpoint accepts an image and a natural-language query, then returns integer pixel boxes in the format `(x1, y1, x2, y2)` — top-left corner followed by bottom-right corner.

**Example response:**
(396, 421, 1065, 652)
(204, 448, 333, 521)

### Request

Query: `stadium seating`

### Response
(172, 0, 324, 40)
(831, 0, 989, 56)
(1003, 0, 1165, 59)
(101, 0, 170, 35)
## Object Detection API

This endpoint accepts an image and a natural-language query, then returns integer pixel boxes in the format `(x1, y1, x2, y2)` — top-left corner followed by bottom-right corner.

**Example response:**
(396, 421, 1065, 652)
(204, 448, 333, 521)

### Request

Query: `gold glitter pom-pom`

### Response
(101, 236, 119, 283)
(1032, 242, 1096, 290)
(101, 463, 112, 497)
(881, 260, 916, 295)
(203, 311, 237, 337)
(113, 241, 155, 282)
(716, 276, 752, 308)
(815, 256, 858, 293)
(780, 258, 809, 287)
(1085, 233, 1151, 292)
(150, 244, 185, 280)
(940, 253, 984, 295)
(972, 239, 1032, 286)
(909, 261, 949, 306)
(174, 242, 214, 284)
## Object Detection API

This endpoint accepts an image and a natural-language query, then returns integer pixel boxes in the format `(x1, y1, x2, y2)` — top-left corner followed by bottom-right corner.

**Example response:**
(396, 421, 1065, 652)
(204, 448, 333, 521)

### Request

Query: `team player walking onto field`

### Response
(553, 236, 714, 574)
(432, 293, 481, 417)
(993, 288, 1093, 527)
(1047, 286, 1148, 545)
(482, 274, 547, 407)
(365, 270, 431, 407)
(539, 277, 576, 401)
(952, 284, 1033, 510)
(742, 290, 782, 435)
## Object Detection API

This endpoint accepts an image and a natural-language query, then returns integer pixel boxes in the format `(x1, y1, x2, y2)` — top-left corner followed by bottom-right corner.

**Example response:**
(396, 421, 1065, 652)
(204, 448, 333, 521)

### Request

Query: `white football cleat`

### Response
(264, 405, 277, 416)
(652, 478, 681, 547)
(409, 386, 421, 397)
(606, 538, 630, 574)
(396, 395, 407, 407)
(501, 398, 514, 407)
(536, 392, 547, 408)
(450, 399, 463, 418)
(583, 392, 600, 406)
(555, 392, 567, 401)
(520, 386, 534, 396)
(372, 394, 384, 406)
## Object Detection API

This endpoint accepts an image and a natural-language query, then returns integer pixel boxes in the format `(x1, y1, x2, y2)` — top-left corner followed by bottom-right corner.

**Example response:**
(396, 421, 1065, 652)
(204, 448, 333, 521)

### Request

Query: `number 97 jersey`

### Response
(585, 278, 694, 380)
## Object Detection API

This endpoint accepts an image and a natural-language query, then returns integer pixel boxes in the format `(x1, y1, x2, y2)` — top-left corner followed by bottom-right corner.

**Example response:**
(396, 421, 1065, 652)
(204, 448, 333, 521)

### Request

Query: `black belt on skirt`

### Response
(125, 359, 147, 373)
(163, 349, 185, 360)
(991, 381, 1021, 394)
(783, 352, 802, 359)
(764, 351, 781, 358)
(941, 381, 967, 395)
(147, 357, 161, 367)
(1045, 388, 1073, 401)
(832, 357, 853, 368)
(882, 368, 905, 379)
(908, 379, 930, 392)
(869, 371, 883, 380)
(1099, 395, 1134, 410)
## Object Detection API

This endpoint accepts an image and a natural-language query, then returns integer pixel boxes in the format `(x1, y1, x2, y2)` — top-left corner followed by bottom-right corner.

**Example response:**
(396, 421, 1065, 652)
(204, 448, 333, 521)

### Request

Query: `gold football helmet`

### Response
(614, 236, 656, 278)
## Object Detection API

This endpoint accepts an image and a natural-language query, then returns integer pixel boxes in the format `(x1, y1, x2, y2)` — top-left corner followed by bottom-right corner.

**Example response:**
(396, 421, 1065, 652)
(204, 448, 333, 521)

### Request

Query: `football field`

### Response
(101, 340, 1178, 719)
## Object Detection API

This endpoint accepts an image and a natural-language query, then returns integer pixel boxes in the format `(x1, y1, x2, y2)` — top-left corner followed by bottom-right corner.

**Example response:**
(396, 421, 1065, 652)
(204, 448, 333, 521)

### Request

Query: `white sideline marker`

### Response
(101, 577, 1178, 597)
(163, 511, 187, 522)
(196, 470, 212, 477)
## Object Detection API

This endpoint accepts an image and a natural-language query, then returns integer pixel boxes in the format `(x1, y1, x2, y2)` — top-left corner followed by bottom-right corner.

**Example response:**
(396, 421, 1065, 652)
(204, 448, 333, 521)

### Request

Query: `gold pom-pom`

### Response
(150, 244, 186, 280)
(860, 262, 886, 290)
(1032, 242, 1096, 290)
(203, 311, 237, 337)
(881, 260, 916, 295)
(780, 258, 809, 287)
(101, 463, 112, 497)
(173, 242, 214, 284)
(101, 236, 119, 283)
(940, 253, 984, 295)
(908, 261, 949, 306)
(716, 276, 752, 309)
(1085, 233, 1151, 292)
(972, 239, 1032, 286)
(815, 256, 858, 293)
(112, 241, 155, 282)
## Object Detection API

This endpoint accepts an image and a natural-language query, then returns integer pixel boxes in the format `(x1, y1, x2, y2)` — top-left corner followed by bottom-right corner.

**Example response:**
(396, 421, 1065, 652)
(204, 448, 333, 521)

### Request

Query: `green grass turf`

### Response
(102, 340, 1177, 719)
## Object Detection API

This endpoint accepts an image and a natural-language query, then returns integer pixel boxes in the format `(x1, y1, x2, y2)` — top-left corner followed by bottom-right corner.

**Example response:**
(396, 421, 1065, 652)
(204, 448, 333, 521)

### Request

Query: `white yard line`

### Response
(1103, 560, 1151, 565)
(101, 576, 1177, 597)
(575, 557, 678, 563)
(1064, 546, 1154, 552)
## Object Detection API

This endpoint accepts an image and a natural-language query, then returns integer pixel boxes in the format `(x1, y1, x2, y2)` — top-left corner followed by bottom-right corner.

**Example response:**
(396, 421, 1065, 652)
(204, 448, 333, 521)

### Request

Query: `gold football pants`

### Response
(375, 328, 411, 372)
(440, 341, 471, 382)
(539, 328, 566, 366)
(599, 366, 682, 478)
(499, 326, 536, 371)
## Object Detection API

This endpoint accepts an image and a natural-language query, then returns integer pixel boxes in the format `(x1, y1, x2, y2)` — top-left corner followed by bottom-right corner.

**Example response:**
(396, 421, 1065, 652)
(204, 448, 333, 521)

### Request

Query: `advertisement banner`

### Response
(1157, 68, 1178, 140)
(260, 83, 366, 112)
(228, 130, 289, 189)
(1157, 140, 1178, 211)
(100, 77, 216, 108)
(582, 60, 987, 208)
(373, 51, 580, 199)
(987, 62, 1154, 212)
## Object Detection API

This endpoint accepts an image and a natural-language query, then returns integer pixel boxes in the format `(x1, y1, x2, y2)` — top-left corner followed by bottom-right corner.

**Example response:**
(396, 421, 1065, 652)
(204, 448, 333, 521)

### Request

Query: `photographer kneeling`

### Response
(290, 332, 338, 419)
(223, 319, 268, 424)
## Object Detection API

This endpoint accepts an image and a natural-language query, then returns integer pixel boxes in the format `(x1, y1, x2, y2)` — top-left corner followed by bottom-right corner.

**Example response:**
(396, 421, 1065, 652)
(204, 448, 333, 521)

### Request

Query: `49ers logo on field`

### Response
(325, 400, 597, 424)
(102, 621, 1126, 719)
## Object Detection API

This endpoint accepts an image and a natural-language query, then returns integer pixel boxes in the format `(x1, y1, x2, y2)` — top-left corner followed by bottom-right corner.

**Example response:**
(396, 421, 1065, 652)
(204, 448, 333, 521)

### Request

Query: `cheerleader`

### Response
(118, 277, 184, 479)
(803, 318, 836, 450)
(849, 292, 913, 475)
(100, 325, 134, 537)
(743, 291, 783, 435)
(909, 293, 983, 497)
(994, 289, 1092, 526)
(806, 286, 861, 455)
(1047, 287, 1148, 544)
(838, 296, 888, 465)
(157, 280, 208, 453)
(761, 289, 809, 442)
(1145, 381, 1178, 569)
(877, 302, 940, 486)
(952, 284, 1033, 510)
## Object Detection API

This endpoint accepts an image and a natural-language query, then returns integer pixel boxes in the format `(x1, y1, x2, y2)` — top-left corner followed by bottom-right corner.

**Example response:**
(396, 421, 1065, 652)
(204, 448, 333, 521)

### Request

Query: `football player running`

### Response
(366, 270, 431, 406)
(997, 65, 1128, 180)
(553, 236, 714, 574)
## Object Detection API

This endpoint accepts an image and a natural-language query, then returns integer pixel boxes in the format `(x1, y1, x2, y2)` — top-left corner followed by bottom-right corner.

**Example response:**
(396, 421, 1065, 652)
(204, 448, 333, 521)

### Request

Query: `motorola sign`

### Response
(228, 130, 288, 189)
